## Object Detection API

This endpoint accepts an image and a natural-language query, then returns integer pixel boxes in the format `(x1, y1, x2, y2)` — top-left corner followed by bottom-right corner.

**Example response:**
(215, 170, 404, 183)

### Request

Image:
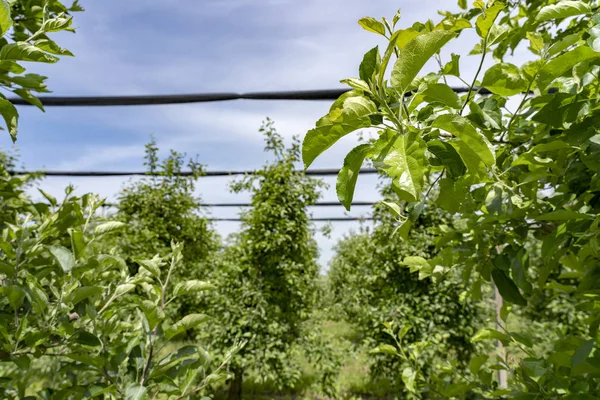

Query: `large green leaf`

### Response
(303, 91, 377, 168)
(42, 13, 73, 32)
(136, 299, 165, 330)
(572, 340, 595, 368)
(125, 385, 147, 400)
(68, 286, 104, 305)
(358, 17, 386, 35)
(492, 268, 527, 306)
(359, 46, 380, 83)
(165, 314, 208, 340)
(0, 0, 12, 36)
(0, 43, 59, 63)
(421, 83, 461, 108)
(47, 245, 75, 273)
(432, 114, 495, 175)
(481, 63, 527, 96)
(34, 39, 74, 56)
(1, 285, 26, 309)
(0, 98, 18, 142)
(537, 46, 600, 90)
(536, 1, 591, 22)
(391, 30, 456, 94)
(472, 328, 510, 343)
(372, 130, 428, 202)
(94, 221, 126, 236)
(173, 280, 216, 296)
(337, 144, 372, 210)
(427, 140, 466, 179)
(475, 2, 505, 38)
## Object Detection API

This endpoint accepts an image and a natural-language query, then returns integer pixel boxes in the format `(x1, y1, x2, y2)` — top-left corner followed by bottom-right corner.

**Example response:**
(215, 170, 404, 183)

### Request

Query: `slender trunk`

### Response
(227, 368, 243, 400)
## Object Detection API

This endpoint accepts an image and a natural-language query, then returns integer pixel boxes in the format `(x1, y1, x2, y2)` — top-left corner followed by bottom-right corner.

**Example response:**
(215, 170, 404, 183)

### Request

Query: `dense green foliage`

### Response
(206, 120, 327, 399)
(0, 0, 83, 142)
(329, 192, 483, 396)
(0, 153, 237, 398)
(304, 0, 600, 397)
(111, 139, 218, 320)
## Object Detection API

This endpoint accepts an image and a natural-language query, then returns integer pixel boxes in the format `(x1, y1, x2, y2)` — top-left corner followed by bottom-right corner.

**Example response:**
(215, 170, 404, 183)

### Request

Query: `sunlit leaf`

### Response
(337, 144, 372, 210)
(481, 63, 527, 96)
(475, 2, 505, 38)
(358, 17, 386, 35)
(537, 46, 600, 90)
(303, 91, 377, 168)
(165, 314, 209, 340)
(536, 1, 591, 22)
(0, 43, 59, 63)
(391, 30, 456, 94)
(372, 130, 428, 202)
(47, 245, 75, 273)
(0, 0, 12, 36)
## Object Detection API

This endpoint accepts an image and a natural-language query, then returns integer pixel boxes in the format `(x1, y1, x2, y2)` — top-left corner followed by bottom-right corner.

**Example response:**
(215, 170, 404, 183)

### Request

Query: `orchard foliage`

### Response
(305, 0, 600, 397)
(0, 155, 238, 398)
(329, 191, 483, 396)
(207, 120, 326, 398)
(111, 139, 217, 320)
(0, 0, 83, 142)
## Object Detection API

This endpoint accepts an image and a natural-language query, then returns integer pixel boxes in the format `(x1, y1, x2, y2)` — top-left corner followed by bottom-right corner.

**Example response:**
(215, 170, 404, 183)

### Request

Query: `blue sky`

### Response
(0, 0, 532, 268)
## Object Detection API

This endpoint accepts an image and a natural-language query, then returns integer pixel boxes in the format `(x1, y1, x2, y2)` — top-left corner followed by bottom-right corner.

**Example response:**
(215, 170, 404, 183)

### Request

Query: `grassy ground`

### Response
(212, 317, 399, 400)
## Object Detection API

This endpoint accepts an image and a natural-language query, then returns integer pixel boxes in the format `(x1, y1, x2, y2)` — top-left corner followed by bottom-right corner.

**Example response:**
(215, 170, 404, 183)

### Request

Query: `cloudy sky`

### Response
(0, 0, 532, 268)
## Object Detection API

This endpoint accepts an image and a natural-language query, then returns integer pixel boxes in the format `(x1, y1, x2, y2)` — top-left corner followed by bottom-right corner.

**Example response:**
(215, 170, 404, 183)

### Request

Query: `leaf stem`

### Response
(460, 37, 487, 115)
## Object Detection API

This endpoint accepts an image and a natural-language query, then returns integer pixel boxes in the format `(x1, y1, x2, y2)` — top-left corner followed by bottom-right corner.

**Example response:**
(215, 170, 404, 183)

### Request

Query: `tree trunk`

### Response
(227, 368, 243, 400)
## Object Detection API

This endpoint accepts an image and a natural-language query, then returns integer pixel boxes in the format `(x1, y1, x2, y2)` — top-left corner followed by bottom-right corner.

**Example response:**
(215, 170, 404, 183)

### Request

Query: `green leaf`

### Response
(442, 53, 460, 76)
(0, 0, 12, 36)
(370, 344, 399, 356)
(372, 130, 428, 202)
(533, 210, 593, 221)
(303, 91, 377, 168)
(337, 144, 372, 210)
(340, 78, 370, 92)
(47, 245, 75, 273)
(422, 83, 461, 108)
(1, 285, 26, 309)
(427, 140, 466, 179)
(14, 89, 44, 111)
(402, 367, 417, 393)
(0, 43, 59, 63)
(475, 2, 505, 38)
(69, 228, 86, 260)
(0, 98, 18, 142)
(481, 63, 527, 96)
(359, 46, 381, 83)
(113, 283, 136, 298)
(34, 39, 74, 56)
(536, 1, 591, 22)
(42, 14, 73, 32)
(458, 0, 467, 9)
(165, 314, 208, 340)
(0, 60, 25, 73)
(0, 259, 15, 277)
(472, 328, 509, 343)
(526, 32, 545, 54)
(137, 299, 165, 330)
(137, 255, 163, 278)
(395, 28, 421, 49)
(74, 331, 101, 347)
(547, 34, 579, 56)
(94, 221, 126, 236)
(173, 280, 216, 296)
(491, 269, 527, 306)
(432, 114, 495, 173)
(382, 201, 403, 218)
(469, 354, 488, 374)
(125, 385, 147, 400)
(358, 17, 386, 35)
(391, 30, 456, 94)
(537, 46, 600, 90)
(68, 286, 104, 305)
(572, 340, 595, 368)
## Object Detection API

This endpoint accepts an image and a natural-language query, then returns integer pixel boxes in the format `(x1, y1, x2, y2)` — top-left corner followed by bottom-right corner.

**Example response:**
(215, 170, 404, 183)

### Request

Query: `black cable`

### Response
(6, 87, 486, 107)
(8, 168, 379, 177)
(97, 201, 375, 208)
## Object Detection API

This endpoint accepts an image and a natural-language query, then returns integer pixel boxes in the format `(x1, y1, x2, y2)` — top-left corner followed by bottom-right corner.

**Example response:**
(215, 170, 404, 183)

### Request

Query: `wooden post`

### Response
(494, 282, 508, 389)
